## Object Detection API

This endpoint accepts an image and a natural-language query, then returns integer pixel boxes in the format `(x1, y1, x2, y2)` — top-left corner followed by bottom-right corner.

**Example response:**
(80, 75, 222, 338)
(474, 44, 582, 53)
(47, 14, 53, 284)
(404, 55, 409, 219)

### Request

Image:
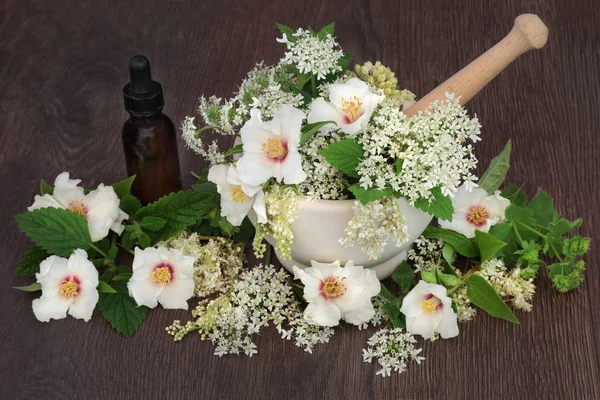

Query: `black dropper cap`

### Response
(123, 55, 164, 117)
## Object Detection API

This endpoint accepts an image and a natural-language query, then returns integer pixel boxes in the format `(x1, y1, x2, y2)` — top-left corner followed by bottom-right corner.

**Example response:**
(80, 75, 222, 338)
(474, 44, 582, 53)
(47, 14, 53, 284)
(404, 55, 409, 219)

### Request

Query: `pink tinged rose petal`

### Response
(304, 299, 342, 327)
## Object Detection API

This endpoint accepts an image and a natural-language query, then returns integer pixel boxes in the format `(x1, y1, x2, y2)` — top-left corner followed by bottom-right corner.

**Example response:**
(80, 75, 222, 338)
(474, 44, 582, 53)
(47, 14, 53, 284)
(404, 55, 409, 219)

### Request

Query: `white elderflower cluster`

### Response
(407, 237, 445, 272)
(340, 197, 409, 260)
(166, 264, 334, 355)
(180, 117, 227, 165)
(298, 130, 350, 200)
(159, 233, 245, 297)
(362, 328, 425, 377)
(356, 94, 481, 204)
(278, 28, 344, 80)
(478, 258, 536, 312)
(253, 185, 300, 260)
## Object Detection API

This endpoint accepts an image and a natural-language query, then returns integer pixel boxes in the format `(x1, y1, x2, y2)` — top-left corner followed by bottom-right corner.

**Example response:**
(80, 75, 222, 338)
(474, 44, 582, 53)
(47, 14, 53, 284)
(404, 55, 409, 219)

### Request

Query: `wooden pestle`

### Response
(403, 14, 548, 116)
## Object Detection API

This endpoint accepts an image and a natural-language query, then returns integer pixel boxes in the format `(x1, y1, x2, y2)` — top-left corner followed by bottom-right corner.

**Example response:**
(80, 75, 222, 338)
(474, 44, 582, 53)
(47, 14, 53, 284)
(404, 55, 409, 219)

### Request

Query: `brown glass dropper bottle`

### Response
(122, 55, 182, 204)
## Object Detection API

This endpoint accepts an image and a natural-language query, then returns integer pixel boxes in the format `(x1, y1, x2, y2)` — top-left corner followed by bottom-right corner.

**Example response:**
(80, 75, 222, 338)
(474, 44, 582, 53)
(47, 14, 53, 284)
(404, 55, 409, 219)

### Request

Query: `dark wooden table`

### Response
(1, 0, 598, 399)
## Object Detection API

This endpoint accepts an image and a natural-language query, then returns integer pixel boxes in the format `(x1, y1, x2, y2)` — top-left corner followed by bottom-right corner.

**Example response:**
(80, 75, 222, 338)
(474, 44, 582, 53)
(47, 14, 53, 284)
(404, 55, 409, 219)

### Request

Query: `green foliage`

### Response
(275, 23, 296, 42)
(13, 283, 42, 292)
(501, 185, 527, 207)
(97, 281, 117, 294)
(378, 262, 417, 329)
(16, 208, 93, 257)
(437, 271, 462, 288)
(479, 140, 511, 194)
(98, 281, 148, 339)
(317, 22, 335, 39)
(120, 194, 142, 216)
(40, 179, 54, 195)
(394, 159, 404, 175)
(420, 270, 437, 284)
(15, 246, 49, 277)
(391, 261, 415, 292)
(467, 275, 520, 324)
(233, 217, 256, 243)
(348, 184, 393, 205)
(300, 121, 336, 144)
(474, 230, 507, 263)
(112, 175, 136, 199)
(422, 226, 479, 258)
(224, 144, 243, 157)
(320, 139, 364, 178)
(139, 216, 167, 232)
(414, 186, 454, 221)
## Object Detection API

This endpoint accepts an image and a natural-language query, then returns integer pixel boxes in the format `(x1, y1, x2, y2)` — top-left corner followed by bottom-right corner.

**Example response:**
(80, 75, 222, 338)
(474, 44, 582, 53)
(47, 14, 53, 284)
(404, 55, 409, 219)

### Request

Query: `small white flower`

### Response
(292, 260, 380, 327)
(28, 172, 128, 242)
(400, 280, 459, 339)
(307, 78, 384, 135)
(208, 164, 267, 226)
(32, 249, 99, 322)
(439, 183, 510, 238)
(128, 247, 196, 310)
(237, 105, 307, 186)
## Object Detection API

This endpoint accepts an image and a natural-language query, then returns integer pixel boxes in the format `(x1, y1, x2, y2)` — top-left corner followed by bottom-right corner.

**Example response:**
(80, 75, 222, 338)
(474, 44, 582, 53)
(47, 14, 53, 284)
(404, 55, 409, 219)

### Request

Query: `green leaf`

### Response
(99, 269, 115, 283)
(379, 284, 396, 302)
(98, 280, 148, 339)
(138, 232, 151, 248)
(112, 273, 133, 281)
(382, 302, 406, 329)
(348, 184, 392, 205)
(391, 261, 414, 292)
(395, 159, 404, 175)
(233, 217, 255, 242)
(275, 23, 296, 42)
(139, 216, 167, 232)
(320, 139, 364, 178)
(479, 139, 511, 194)
(467, 275, 519, 324)
(414, 186, 454, 221)
(420, 270, 438, 284)
(422, 226, 479, 258)
(97, 281, 117, 294)
(300, 120, 336, 144)
(112, 175, 136, 199)
(136, 189, 219, 240)
(501, 185, 528, 207)
(474, 230, 507, 262)
(442, 243, 455, 266)
(317, 22, 335, 39)
(120, 194, 142, 217)
(16, 246, 49, 277)
(338, 52, 353, 71)
(16, 208, 93, 257)
(438, 272, 463, 288)
(505, 205, 538, 241)
(40, 179, 54, 195)
(527, 190, 557, 226)
(224, 144, 243, 157)
(13, 283, 42, 292)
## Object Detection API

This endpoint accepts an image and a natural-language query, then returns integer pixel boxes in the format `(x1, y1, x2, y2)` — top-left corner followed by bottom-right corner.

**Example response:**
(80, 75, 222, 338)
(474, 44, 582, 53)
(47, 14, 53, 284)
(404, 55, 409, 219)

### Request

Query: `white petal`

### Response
(236, 152, 276, 186)
(304, 300, 342, 327)
(131, 246, 164, 275)
(157, 277, 195, 310)
(453, 184, 488, 212)
(270, 104, 305, 147)
(28, 194, 64, 211)
(220, 193, 254, 226)
(405, 312, 442, 339)
(437, 301, 459, 339)
(341, 298, 376, 325)
(68, 290, 98, 321)
(36, 256, 69, 292)
(208, 164, 230, 194)
(280, 150, 307, 185)
(240, 109, 273, 154)
(309, 260, 340, 278)
(400, 281, 430, 317)
(329, 78, 370, 109)
(227, 164, 259, 197)
(481, 192, 511, 222)
(127, 279, 161, 308)
(111, 208, 129, 236)
(32, 295, 69, 322)
(169, 248, 196, 280)
(439, 212, 477, 238)
(252, 190, 268, 224)
(85, 185, 121, 242)
(52, 172, 85, 207)
(307, 98, 344, 131)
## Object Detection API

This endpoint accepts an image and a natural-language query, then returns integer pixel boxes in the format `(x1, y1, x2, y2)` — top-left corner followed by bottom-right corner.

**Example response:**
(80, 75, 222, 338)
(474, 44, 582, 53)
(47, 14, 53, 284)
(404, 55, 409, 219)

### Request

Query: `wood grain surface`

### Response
(1, 0, 598, 399)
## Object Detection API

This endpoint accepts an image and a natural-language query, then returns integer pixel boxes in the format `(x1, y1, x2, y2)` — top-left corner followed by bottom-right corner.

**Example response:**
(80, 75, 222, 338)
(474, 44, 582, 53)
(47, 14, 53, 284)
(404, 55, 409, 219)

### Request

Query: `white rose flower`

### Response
(127, 247, 195, 310)
(292, 260, 380, 327)
(307, 77, 384, 135)
(32, 249, 99, 322)
(400, 280, 459, 339)
(236, 104, 307, 186)
(439, 183, 510, 238)
(28, 172, 128, 242)
(207, 163, 267, 226)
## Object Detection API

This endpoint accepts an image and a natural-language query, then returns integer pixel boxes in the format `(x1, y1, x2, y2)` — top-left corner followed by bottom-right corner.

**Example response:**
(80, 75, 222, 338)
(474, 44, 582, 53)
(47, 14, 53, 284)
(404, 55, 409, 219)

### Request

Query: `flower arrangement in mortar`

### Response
(11, 14, 592, 378)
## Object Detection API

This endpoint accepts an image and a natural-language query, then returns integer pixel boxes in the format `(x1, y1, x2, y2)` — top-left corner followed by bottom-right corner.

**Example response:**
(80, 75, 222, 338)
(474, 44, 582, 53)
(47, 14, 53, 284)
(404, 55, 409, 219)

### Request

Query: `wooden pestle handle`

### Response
(403, 14, 548, 116)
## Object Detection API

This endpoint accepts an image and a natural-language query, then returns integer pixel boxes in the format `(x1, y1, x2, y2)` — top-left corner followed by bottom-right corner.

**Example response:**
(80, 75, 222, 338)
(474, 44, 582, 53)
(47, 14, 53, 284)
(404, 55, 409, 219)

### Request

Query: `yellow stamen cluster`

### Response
(152, 266, 172, 285)
(321, 277, 347, 299)
(421, 299, 437, 314)
(341, 96, 363, 123)
(262, 138, 287, 159)
(68, 200, 87, 217)
(467, 205, 489, 227)
(59, 277, 79, 299)
(230, 186, 249, 203)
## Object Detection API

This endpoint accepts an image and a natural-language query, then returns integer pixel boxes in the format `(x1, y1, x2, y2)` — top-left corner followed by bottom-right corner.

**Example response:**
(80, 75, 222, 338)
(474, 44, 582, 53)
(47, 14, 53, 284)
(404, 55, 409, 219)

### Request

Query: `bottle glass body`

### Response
(122, 112, 182, 204)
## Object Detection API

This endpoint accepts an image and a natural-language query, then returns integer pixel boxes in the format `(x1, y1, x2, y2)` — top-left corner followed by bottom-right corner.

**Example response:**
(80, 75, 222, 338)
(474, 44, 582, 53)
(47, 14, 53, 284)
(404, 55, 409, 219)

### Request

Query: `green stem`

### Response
(116, 242, 135, 255)
(311, 75, 317, 97)
(512, 224, 525, 246)
(91, 244, 109, 259)
(514, 221, 546, 240)
(195, 125, 219, 136)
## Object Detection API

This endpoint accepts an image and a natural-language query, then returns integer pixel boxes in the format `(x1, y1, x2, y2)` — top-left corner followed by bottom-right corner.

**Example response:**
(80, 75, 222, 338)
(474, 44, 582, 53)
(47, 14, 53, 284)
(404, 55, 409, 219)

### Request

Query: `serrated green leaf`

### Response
(224, 144, 243, 157)
(135, 189, 219, 240)
(40, 179, 54, 195)
(348, 184, 392, 205)
(16, 208, 93, 257)
(13, 283, 42, 292)
(300, 120, 336, 144)
(320, 139, 364, 178)
(414, 186, 454, 221)
(467, 275, 519, 324)
(15, 246, 49, 277)
(474, 230, 507, 262)
(98, 281, 148, 339)
(391, 261, 415, 292)
(479, 140, 511, 194)
(501, 185, 528, 207)
(420, 270, 437, 284)
(527, 190, 557, 226)
(138, 232, 151, 248)
(97, 281, 117, 294)
(139, 216, 167, 232)
(422, 226, 479, 258)
(112, 175, 136, 199)
(120, 194, 141, 217)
